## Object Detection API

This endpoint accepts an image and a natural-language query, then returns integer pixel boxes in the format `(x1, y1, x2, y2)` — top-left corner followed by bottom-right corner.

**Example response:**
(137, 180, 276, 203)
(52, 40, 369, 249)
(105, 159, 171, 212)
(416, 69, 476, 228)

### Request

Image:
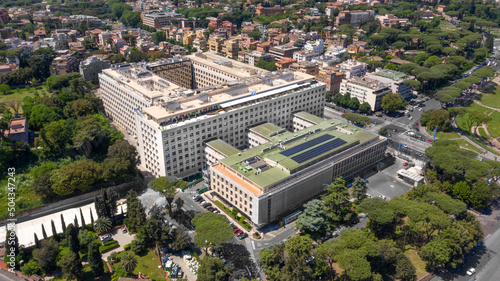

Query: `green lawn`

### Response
(425, 129, 461, 140)
(486, 111, 500, 138)
(404, 247, 428, 279)
(455, 103, 494, 133)
(439, 20, 457, 31)
(113, 249, 165, 281)
(479, 85, 500, 110)
(0, 86, 51, 114)
(478, 127, 488, 139)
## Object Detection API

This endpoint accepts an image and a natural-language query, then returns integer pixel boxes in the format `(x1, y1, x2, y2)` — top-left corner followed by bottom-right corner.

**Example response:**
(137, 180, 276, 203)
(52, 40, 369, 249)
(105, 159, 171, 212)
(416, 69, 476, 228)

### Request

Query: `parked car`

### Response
(379, 195, 387, 200)
(229, 223, 237, 230)
(121, 226, 127, 233)
(403, 162, 408, 166)
(466, 268, 476, 276)
(200, 200, 207, 205)
(237, 233, 248, 240)
(100, 234, 113, 243)
(234, 229, 243, 236)
(206, 206, 214, 212)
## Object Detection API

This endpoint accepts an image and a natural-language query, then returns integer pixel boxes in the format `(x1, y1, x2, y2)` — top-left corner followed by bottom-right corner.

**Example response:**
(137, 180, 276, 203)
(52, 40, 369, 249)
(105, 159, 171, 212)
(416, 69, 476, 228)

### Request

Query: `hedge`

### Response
(123, 243, 131, 251)
(214, 200, 251, 231)
(99, 240, 119, 253)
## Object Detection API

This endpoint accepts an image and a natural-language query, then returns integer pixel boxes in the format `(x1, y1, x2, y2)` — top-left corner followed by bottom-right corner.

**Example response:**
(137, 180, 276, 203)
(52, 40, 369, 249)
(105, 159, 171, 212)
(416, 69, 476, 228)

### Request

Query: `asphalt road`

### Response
(364, 157, 413, 200)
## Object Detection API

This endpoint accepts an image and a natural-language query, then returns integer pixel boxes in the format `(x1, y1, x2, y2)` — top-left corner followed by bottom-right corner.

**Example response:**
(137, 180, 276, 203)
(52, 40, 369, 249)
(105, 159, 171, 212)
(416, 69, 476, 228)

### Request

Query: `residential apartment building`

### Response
(270, 45, 301, 61)
(192, 38, 207, 51)
(293, 51, 319, 62)
(315, 66, 345, 94)
(366, 69, 414, 100)
(276, 57, 297, 70)
(337, 59, 367, 79)
(376, 14, 411, 28)
(336, 10, 375, 26)
(208, 34, 225, 53)
(209, 117, 387, 227)
(289, 61, 319, 75)
(79, 56, 111, 83)
(146, 56, 194, 89)
(49, 52, 78, 76)
(339, 76, 390, 111)
(304, 39, 324, 54)
(223, 40, 239, 58)
(4, 118, 29, 144)
(243, 51, 272, 66)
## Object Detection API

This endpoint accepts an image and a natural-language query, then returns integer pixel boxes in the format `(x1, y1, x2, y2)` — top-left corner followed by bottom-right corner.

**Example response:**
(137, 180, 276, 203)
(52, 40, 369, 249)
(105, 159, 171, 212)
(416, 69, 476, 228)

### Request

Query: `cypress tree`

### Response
(34, 233, 40, 248)
(88, 241, 104, 276)
(61, 214, 66, 233)
(65, 224, 79, 254)
(74, 215, 79, 229)
(90, 209, 95, 226)
(50, 220, 58, 241)
(3, 229, 19, 267)
(42, 224, 48, 239)
(80, 208, 86, 228)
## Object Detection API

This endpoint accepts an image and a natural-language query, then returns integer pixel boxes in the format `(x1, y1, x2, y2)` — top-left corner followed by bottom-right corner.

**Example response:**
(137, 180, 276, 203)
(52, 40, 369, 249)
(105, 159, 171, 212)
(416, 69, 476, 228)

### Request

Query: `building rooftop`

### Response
(186, 52, 267, 78)
(293, 111, 325, 124)
(218, 119, 380, 190)
(7, 118, 27, 134)
(344, 76, 389, 91)
(373, 69, 408, 81)
(206, 139, 240, 157)
(249, 122, 285, 138)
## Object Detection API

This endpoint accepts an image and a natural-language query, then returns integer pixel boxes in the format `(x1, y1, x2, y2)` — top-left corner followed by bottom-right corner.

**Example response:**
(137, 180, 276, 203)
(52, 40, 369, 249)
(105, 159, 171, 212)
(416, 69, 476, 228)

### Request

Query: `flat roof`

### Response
(186, 52, 267, 78)
(206, 139, 240, 157)
(294, 111, 325, 124)
(219, 119, 380, 189)
(249, 122, 284, 138)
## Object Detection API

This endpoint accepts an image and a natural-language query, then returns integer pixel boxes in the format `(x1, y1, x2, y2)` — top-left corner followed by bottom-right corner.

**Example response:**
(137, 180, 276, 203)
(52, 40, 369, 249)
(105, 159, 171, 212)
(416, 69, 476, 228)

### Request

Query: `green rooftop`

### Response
(294, 111, 326, 125)
(219, 119, 380, 189)
(249, 122, 285, 138)
(375, 69, 408, 81)
(206, 139, 240, 157)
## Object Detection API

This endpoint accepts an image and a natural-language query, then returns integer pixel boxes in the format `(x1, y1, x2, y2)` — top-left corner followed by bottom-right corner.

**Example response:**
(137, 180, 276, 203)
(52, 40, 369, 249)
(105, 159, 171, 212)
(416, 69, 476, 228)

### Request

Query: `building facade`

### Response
(339, 76, 390, 111)
(366, 69, 414, 100)
(146, 56, 194, 89)
(79, 56, 111, 83)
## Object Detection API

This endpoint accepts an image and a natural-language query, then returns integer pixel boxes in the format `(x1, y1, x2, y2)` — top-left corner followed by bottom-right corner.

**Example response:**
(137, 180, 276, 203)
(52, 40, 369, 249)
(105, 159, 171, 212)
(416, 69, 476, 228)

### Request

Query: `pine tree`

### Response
(51, 220, 58, 241)
(61, 214, 66, 233)
(88, 241, 104, 276)
(34, 233, 40, 248)
(90, 209, 95, 226)
(42, 224, 48, 240)
(80, 208, 86, 228)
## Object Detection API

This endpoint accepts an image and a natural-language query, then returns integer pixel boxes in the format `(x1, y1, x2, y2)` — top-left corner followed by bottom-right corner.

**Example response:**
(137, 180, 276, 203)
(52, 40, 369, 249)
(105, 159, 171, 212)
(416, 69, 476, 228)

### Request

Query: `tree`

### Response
(423, 55, 442, 68)
(347, 97, 360, 110)
(469, 180, 491, 209)
(3, 229, 19, 267)
(94, 217, 112, 233)
(121, 252, 138, 275)
(66, 224, 80, 253)
(60, 214, 66, 233)
(60, 251, 84, 281)
(127, 50, 149, 63)
(50, 220, 58, 241)
(78, 229, 96, 250)
(0, 84, 10, 94)
(198, 256, 231, 281)
(192, 212, 234, 253)
(341, 112, 371, 127)
(5, 98, 21, 116)
(21, 260, 43, 277)
(175, 197, 184, 212)
(248, 28, 262, 40)
(33, 172, 55, 200)
(29, 104, 62, 131)
(381, 93, 403, 113)
(120, 11, 141, 27)
(323, 178, 352, 223)
(110, 53, 126, 63)
(41, 224, 48, 239)
(95, 189, 118, 219)
(171, 228, 190, 251)
(111, 2, 132, 18)
(34, 233, 41, 248)
(296, 200, 330, 237)
(420, 109, 451, 132)
(152, 31, 167, 45)
(79, 208, 86, 227)
(33, 238, 59, 272)
(88, 241, 104, 277)
(283, 236, 315, 280)
(125, 190, 147, 232)
(378, 126, 388, 136)
(351, 177, 367, 201)
(359, 102, 372, 114)
(50, 160, 101, 196)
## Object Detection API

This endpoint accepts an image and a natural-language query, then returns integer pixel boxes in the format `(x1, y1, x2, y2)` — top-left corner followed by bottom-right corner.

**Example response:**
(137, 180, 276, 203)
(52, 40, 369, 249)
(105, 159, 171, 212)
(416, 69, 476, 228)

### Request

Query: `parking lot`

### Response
(364, 157, 413, 200)
(100, 227, 135, 261)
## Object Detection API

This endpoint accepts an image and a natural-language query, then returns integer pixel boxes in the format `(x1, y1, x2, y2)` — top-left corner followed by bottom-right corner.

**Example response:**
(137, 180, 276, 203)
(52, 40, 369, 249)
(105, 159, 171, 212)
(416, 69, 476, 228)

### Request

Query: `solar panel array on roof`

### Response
(280, 134, 334, 157)
(291, 138, 347, 163)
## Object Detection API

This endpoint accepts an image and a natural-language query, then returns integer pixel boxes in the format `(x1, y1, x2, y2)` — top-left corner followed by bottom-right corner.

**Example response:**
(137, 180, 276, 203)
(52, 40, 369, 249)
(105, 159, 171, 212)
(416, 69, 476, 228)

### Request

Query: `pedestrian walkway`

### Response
(474, 100, 500, 113)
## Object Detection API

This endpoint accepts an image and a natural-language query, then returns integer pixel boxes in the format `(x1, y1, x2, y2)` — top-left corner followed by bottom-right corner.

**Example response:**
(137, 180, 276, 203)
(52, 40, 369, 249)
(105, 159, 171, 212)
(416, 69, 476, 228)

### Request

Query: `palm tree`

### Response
(94, 217, 112, 233)
(121, 252, 138, 276)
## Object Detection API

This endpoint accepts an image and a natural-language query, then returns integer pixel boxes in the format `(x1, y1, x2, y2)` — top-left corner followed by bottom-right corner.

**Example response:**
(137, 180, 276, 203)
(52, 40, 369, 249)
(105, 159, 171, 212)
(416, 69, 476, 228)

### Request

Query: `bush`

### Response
(99, 240, 119, 253)
(123, 243, 131, 251)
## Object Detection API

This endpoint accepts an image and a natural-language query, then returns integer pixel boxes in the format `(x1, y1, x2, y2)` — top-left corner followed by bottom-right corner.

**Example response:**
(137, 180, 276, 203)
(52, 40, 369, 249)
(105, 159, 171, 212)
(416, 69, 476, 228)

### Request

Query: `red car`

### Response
(403, 162, 409, 166)
(234, 229, 243, 236)
(428, 139, 433, 142)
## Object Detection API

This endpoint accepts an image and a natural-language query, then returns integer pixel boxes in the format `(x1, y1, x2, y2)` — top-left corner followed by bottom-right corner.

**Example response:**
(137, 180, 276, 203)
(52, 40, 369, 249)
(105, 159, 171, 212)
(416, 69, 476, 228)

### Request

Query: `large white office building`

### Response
(99, 54, 327, 178)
